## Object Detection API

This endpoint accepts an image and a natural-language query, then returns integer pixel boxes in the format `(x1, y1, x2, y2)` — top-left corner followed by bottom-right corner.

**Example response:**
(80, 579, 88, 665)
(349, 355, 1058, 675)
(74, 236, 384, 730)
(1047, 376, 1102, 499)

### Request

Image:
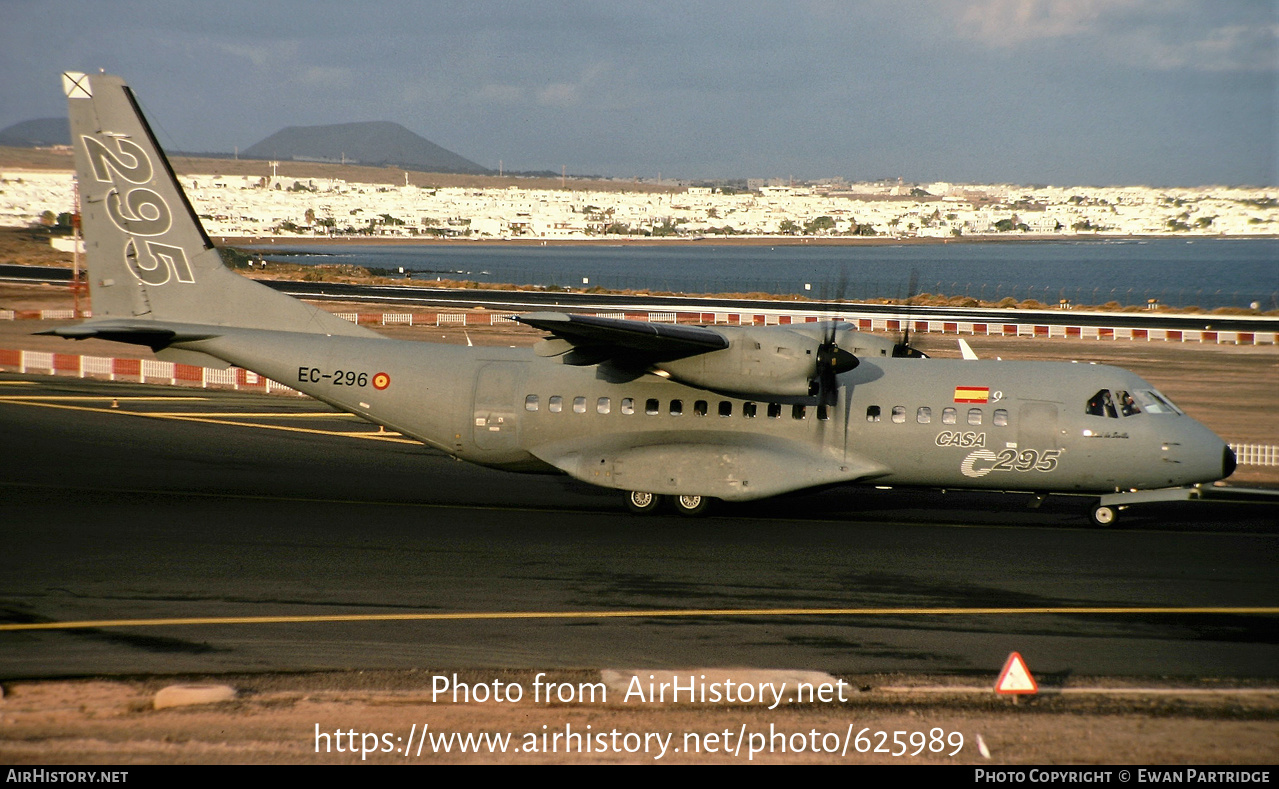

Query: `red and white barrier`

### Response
(0, 348, 302, 396)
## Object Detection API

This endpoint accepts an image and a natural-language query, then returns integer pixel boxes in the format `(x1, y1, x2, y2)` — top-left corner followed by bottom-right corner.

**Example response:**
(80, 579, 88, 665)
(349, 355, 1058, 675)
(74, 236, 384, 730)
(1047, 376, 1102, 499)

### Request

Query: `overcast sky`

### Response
(2, 0, 1275, 186)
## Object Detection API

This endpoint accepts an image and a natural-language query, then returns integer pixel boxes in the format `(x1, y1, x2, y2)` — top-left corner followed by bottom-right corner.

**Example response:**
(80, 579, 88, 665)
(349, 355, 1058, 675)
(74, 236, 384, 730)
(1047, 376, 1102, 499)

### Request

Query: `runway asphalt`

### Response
(1, 373, 1276, 681)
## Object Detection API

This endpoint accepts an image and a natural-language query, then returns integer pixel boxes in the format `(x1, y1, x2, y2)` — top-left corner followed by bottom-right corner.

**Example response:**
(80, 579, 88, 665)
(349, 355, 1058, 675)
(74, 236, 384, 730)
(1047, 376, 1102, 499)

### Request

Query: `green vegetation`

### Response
(802, 216, 836, 234)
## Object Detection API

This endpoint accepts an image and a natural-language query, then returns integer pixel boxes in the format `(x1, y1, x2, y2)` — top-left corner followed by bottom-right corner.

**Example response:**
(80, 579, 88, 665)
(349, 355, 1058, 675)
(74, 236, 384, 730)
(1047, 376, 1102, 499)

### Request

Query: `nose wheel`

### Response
(1089, 503, 1119, 527)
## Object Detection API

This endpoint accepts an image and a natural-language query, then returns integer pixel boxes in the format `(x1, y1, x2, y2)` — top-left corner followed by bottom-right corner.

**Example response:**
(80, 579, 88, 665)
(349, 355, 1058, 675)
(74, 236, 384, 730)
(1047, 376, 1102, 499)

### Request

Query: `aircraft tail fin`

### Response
(63, 71, 374, 339)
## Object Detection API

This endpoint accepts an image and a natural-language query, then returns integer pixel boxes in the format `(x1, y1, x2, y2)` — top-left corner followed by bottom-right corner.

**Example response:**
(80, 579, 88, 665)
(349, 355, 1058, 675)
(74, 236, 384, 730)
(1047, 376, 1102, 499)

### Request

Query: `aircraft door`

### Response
(472, 362, 525, 451)
(1017, 401, 1060, 451)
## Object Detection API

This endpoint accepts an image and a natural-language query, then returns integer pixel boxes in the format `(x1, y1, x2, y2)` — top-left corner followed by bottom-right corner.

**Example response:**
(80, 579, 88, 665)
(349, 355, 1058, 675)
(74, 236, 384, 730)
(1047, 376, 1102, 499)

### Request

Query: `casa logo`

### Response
(935, 431, 986, 448)
(372, 372, 391, 390)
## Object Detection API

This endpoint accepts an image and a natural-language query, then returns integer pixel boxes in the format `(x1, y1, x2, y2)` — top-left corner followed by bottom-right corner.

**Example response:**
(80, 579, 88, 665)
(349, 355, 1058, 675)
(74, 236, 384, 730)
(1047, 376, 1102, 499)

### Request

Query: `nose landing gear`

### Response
(1089, 503, 1119, 527)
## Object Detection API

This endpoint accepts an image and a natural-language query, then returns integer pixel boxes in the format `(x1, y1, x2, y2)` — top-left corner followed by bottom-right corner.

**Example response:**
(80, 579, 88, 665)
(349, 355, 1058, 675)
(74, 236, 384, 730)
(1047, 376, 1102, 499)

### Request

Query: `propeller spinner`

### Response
(810, 324, 859, 404)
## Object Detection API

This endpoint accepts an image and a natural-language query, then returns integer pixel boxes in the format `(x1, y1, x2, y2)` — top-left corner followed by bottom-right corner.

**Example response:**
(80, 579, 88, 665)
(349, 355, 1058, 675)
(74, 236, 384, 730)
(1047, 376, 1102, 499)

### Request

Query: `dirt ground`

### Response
(1, 671, 1276, 765)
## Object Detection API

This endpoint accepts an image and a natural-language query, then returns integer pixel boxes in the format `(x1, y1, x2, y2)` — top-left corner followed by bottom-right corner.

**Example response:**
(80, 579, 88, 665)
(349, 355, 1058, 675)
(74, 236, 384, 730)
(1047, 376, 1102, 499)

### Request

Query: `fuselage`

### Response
(184, 329, 1233, 502)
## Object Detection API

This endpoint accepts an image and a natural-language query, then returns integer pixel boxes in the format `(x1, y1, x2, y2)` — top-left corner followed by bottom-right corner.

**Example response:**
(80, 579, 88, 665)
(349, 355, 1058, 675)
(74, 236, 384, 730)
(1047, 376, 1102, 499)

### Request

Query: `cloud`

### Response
(952, 0, 1129, 46)
(535, 63, 611, 107)
(296, 66, 354, 89)
(1121, 23, 1279, 72)
(537, 82, 581, 107)
(943, 0, 1277, 72)
(476, 84, 523, 105)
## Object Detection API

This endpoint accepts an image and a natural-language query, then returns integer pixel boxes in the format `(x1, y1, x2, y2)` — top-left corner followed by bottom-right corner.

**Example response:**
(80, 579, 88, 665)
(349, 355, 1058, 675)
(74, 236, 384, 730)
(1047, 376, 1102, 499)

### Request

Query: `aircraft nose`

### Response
(1223, 444, 1237, 479)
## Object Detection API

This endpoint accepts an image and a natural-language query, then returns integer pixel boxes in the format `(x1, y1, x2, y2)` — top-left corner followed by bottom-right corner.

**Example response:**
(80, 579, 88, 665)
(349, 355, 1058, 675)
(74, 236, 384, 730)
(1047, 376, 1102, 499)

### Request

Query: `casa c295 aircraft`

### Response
(50, 72, 1237, 525)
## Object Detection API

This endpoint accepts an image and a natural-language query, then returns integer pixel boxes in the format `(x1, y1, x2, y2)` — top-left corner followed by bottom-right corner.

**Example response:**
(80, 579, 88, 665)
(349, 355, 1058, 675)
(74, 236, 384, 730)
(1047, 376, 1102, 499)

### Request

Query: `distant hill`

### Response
(243, 121, 489, 175)
(0, 118, 70, 148)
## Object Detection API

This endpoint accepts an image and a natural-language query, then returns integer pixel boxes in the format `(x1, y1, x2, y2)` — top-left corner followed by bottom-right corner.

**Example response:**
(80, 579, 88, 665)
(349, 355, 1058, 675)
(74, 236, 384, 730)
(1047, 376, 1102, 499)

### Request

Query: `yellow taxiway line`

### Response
(0, 395, 208, 400)
(3, 607, 1275, 632)
(0, 395, 415, 443)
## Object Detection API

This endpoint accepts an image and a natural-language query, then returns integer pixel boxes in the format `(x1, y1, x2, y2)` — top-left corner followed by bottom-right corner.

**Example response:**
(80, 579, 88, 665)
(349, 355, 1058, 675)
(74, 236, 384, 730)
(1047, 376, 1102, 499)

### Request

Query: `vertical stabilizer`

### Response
(63, 71, 375, 338)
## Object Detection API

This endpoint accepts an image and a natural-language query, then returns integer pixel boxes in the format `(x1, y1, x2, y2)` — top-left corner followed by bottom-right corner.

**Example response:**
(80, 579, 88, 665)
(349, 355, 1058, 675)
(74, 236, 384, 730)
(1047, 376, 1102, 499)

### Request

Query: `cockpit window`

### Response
(1134, 388, 1182, 415)
(1115, 390, 1140, 417)
(1086, 389, 1118, 418)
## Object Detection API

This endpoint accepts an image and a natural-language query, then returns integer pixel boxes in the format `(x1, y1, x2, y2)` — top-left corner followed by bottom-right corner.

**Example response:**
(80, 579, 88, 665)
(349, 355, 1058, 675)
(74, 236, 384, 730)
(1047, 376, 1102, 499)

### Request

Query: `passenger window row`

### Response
(865, 405, 1008, 426)
(524, 395, 831, 421)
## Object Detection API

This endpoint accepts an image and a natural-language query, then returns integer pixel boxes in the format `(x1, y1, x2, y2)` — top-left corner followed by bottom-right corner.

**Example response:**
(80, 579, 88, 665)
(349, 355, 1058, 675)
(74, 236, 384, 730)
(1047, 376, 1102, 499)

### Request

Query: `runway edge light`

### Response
(995, 651, 1038, 695)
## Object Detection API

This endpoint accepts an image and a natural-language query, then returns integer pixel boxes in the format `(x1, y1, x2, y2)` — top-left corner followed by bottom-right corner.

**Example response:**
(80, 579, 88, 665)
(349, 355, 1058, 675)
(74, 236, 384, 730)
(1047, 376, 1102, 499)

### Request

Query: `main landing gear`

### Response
(626, 491, 712, 516)
(626, 490, 663, 514)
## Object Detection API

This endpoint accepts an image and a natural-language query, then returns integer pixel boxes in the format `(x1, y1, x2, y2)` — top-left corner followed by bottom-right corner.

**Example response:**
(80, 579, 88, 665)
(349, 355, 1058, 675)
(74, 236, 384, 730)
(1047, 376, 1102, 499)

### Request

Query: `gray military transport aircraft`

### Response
(48, 71, 1236, 525)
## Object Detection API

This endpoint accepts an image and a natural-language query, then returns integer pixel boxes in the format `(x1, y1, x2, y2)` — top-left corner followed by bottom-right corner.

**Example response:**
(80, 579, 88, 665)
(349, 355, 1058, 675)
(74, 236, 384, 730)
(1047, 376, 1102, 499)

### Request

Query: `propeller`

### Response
(809, 321, 858, 405)
(892, 268, 928, 358)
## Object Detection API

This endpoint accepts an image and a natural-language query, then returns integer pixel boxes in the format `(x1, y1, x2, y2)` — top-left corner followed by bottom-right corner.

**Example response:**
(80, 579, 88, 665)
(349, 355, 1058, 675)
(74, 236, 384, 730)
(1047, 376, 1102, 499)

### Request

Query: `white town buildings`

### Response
(2, 167, 1275, 241)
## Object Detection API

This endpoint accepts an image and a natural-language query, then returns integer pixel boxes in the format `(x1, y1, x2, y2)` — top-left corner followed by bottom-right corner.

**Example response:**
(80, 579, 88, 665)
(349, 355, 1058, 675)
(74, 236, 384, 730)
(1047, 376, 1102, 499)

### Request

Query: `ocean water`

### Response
(266, 237, 1278, 310)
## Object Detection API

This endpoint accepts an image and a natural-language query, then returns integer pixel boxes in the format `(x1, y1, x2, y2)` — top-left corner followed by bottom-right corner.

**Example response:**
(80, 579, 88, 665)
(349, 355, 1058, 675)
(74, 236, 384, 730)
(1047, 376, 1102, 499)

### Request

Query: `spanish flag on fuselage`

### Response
(954, 386, 990, 404)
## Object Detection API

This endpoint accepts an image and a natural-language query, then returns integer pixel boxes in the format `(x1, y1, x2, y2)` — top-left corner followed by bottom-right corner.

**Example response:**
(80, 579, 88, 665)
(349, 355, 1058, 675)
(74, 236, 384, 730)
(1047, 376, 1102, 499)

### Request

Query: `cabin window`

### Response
(646, 398, 660, 415)
(718, 401, 733, 417)
(1086, 389, 1118, 418)
(768, 403, 782, 419)
(573, 396, 587, 414)
(917, 406, 931, 424)
(549, 395, 563, 413)
(524, 394, 539, 412)
(817, 405, 830, 421)
(942, 407, 957, 424)
(693, 399, 709, 417)
(670, 399, 684, 416)
(891, 405, 906, 423)
(792, 404, 807, 420)
(621, 397, 635, 415)
(993, 408, 1008, 426)
(968, 408, 983, 425)
(597, 397, 611, 415)
(866, 405, 881, 422)
(743, 402, 758, 418)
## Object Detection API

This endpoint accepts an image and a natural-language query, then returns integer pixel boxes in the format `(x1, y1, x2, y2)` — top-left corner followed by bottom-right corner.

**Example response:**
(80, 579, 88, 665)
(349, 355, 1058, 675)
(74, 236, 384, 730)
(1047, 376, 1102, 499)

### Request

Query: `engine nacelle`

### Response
(656, 326, 851, 397)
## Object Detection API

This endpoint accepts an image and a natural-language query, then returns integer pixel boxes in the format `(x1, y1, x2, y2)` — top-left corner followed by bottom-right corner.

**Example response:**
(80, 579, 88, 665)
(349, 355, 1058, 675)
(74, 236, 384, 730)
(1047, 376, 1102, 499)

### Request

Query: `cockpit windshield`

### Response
(1086, 389, 1118, 418)
(1133, 388, 1183, 415)
(1087, 388, 1181, 418)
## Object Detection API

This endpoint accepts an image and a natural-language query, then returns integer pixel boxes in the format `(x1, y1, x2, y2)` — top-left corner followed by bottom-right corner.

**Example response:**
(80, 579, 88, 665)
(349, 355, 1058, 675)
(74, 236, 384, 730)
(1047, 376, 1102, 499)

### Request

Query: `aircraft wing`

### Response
(517, 312, 728, 365)
(527, 431, 890, 501)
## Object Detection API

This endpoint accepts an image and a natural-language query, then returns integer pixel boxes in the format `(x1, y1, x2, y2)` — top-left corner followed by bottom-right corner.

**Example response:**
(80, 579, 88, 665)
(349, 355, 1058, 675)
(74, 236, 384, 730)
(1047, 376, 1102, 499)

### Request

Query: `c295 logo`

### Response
(961, 448, 1061, 478)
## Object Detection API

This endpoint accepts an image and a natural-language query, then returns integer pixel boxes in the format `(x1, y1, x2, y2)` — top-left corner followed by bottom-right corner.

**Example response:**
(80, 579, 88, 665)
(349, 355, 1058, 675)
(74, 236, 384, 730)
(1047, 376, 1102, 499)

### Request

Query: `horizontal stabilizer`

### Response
(38, 319, 221, 350)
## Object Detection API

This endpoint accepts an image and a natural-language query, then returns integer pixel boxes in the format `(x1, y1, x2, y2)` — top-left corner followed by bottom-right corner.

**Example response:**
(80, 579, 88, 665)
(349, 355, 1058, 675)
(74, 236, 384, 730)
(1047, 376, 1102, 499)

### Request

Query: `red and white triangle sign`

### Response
(995, 651, 1039, 695)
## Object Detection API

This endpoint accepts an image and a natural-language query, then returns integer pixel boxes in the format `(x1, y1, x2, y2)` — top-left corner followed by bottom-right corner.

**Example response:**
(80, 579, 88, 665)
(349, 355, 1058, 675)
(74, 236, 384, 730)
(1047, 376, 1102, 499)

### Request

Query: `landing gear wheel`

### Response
(672, 494, 710, 517)
(627, 491, 663, 514)
(1089, 504, 1118, 527)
